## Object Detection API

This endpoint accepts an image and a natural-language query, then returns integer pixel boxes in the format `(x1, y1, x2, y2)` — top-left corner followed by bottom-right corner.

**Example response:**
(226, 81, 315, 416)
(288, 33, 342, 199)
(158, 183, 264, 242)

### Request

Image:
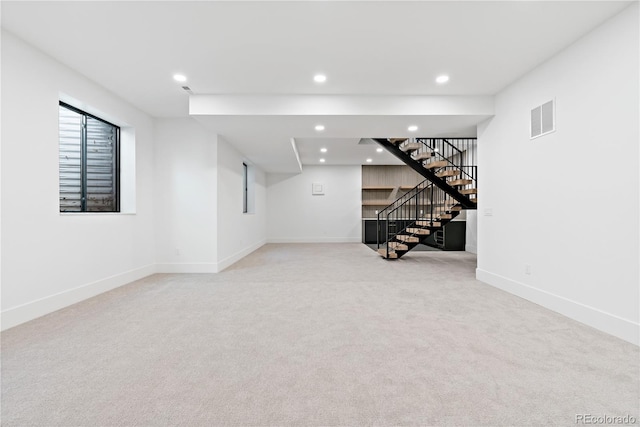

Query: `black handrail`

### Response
(373, 137, 478, 209)
(377, 180, 457, 258)
(417, 138, 476, 181)
(377, 179, 429, 218)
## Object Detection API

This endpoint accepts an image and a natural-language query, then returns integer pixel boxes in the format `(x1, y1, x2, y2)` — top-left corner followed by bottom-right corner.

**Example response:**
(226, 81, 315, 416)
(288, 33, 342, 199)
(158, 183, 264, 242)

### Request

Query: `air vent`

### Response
(181, 86, 193, 94)
(530, 100, 555, 139)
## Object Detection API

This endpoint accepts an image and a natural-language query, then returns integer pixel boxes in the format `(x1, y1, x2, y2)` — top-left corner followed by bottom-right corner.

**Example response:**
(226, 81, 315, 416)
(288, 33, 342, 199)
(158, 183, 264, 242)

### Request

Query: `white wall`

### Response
(477, 4, 639, 344)
(267, 165, 362, 243)
(153, 126, 266, 273)
(153, 118, 218, 272)
(465, 210, 477, 254)
(1, 31, 156, 329)
(216, 136, 267, 271)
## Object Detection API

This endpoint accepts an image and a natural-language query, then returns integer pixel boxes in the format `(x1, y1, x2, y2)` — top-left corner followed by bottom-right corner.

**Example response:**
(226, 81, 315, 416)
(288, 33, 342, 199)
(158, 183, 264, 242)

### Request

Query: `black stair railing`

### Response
(373, 137, 478, 209)
(416, 138, 477, 185)
(376, 180, 456, 258)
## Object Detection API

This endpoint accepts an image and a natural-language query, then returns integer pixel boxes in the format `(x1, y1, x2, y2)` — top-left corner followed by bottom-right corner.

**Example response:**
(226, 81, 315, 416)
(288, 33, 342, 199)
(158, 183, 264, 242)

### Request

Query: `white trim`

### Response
(267, 237, 361, 243)
(60, 212, 137, 216)
(465, 244, 477, 254)
(217, 240, 266, 272)
(1, 264, 156, 331)
(476, 268, 639, 346)
(155, 263, 218, 274)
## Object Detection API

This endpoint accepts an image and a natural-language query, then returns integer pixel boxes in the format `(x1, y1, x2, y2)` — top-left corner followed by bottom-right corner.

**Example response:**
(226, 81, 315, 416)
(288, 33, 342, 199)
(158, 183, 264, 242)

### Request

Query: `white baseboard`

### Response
(217, 239, 266, 272)
(2, 243, 269, 330)
(1, 264, 156, 331)
(155, 263, 218, 273)
(476, 268, 639, 346)
(267, 237, 361, 243)
(465, 244, 477, 254)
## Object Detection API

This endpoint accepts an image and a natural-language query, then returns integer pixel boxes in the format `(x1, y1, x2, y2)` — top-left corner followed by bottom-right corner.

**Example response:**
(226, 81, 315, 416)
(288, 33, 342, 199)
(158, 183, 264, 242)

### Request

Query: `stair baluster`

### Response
(374, 137, 478, 259)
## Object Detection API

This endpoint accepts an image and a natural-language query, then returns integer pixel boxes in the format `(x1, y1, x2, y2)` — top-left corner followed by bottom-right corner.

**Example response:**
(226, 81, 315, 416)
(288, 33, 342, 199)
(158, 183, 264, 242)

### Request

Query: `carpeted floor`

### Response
(2, 243, 638, 426)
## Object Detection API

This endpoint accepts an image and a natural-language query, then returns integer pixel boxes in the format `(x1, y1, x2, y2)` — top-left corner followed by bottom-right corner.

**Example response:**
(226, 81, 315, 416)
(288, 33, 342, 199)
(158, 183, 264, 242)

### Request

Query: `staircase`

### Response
(374, 138, 477, 260)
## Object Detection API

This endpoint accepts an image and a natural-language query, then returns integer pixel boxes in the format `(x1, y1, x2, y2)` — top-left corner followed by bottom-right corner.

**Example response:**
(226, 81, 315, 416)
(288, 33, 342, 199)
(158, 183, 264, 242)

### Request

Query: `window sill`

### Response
(60, 212, 136, 216)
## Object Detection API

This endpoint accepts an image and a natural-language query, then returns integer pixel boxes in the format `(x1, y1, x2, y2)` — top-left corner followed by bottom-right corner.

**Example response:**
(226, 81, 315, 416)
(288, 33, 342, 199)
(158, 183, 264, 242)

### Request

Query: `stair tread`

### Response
(406, 228, 430, 235)
(414, 152, 435, 160)
(436, 170, 462, 178)
(400, 143, 422, 152)
(416, 220, 442, 227)
(388, 242, 408, 250)
(396, 234, 420, 243)
(460, 188, 478, 195)
(388, 138, 407, 144)
(378, 248, 398, 259)
(449, 179, 473, 187)
(424, 160, 449, 170)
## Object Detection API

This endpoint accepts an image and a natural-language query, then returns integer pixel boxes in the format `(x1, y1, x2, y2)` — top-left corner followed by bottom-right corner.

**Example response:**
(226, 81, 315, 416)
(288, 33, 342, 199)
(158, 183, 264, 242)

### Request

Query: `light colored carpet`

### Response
(2, 243, 638, 426)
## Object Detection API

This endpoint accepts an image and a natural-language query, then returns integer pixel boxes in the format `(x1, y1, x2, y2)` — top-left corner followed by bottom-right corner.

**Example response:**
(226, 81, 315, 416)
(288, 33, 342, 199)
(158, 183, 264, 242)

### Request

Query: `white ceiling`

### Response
(192, 113, 490, 171)
(1, 1, 633, 171)
(295, 137, 404, 167)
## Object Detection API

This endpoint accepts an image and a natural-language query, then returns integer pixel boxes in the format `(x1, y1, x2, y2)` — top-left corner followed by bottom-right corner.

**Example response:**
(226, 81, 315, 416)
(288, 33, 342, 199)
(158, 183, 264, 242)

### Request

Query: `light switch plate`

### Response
(312, 183, 324, 195)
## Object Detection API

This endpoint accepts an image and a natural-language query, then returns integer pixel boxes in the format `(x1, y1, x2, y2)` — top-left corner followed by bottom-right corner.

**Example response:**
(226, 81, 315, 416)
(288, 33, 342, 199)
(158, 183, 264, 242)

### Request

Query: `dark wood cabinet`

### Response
(364, 219, 466, 251)
(423, 221, 466, 251)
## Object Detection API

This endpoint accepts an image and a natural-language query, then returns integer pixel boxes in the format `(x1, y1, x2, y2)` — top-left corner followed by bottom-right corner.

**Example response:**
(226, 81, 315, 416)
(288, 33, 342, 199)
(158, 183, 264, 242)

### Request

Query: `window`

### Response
(59, 102, 120, 212)
(242, 162, 248, 213)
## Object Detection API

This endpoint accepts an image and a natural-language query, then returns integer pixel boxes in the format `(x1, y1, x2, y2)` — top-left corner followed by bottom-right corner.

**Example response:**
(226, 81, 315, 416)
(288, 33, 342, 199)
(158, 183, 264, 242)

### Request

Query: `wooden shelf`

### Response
(361, 165, 424, 222)
(362, 200, 392, 206)
(362, 185, 416, 190)
(361, 186, 396, 190)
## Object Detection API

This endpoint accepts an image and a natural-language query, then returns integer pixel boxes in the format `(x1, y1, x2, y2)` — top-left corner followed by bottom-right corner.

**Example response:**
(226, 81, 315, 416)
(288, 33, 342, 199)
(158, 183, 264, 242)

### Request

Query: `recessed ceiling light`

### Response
(376, 148, 383, 153)
(408, 125, 418, 132)
(320, 148, 327, 153)
(436, 75, 450, 84)
(173, 74, 187, 83)
(314, 74, 327, 83)
(315, 125, 325, 131)
(319, 158, 326, 163)
(366, 158, 373, 163)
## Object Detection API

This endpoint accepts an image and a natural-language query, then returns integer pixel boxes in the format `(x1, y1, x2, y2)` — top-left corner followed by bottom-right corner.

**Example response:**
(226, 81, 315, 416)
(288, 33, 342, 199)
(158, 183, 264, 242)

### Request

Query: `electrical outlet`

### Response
(525, 264, 531, 275)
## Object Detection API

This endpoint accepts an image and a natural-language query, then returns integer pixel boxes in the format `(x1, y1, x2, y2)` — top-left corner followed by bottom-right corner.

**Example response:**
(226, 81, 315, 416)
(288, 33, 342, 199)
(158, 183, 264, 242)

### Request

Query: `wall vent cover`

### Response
(530, 99, 555, 139)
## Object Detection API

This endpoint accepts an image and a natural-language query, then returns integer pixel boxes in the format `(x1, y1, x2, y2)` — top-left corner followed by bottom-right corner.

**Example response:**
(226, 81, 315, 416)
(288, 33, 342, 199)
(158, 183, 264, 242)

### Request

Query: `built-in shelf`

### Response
(362, 200, 394, 206)
(361, 165, 424, 220)
(362, 186, 396, 190)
